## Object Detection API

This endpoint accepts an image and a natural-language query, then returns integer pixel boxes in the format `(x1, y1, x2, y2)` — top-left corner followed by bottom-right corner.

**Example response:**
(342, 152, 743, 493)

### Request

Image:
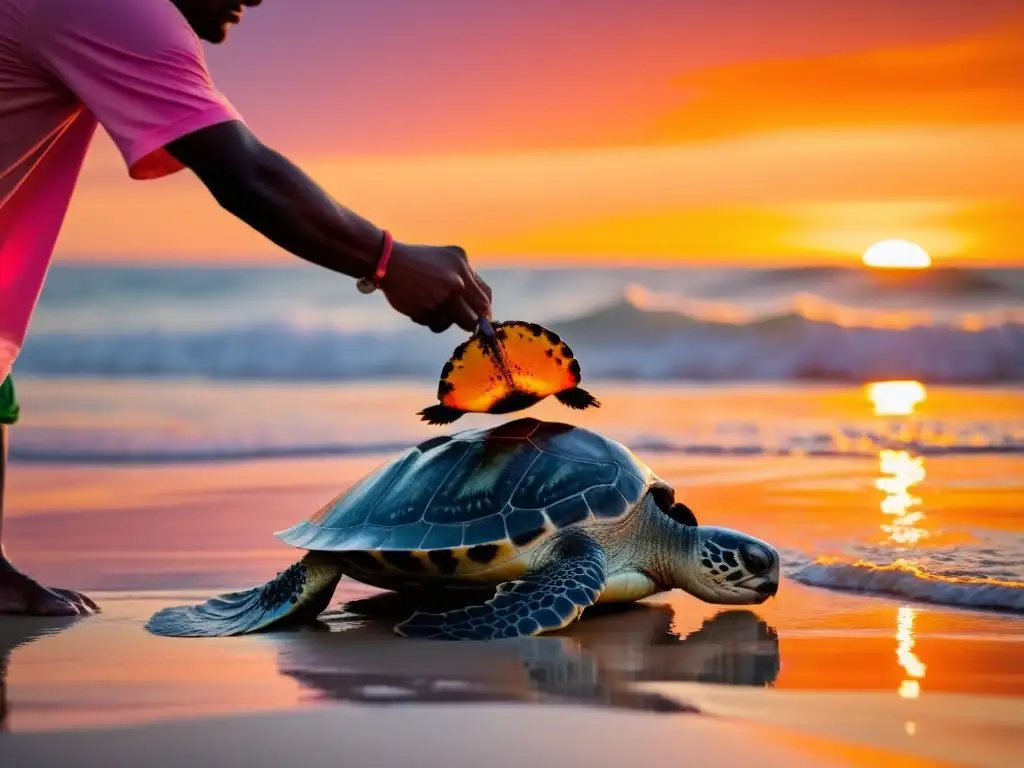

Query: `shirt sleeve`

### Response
(24, 0, 243, 180)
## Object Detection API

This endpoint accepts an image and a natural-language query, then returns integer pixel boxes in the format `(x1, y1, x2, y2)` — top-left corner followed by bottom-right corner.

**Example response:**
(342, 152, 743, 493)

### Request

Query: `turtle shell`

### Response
(435, 321, 585, 413)
(275, 418, 652, 560)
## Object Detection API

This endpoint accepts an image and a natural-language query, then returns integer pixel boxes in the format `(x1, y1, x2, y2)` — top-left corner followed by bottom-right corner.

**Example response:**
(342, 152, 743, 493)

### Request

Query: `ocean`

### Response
(17, 263, 1024, 383)
(8, 263, 1024, 616)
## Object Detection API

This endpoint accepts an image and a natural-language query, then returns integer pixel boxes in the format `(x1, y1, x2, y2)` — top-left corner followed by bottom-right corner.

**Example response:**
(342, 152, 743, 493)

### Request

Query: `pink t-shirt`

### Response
(0, 0, 241, 380)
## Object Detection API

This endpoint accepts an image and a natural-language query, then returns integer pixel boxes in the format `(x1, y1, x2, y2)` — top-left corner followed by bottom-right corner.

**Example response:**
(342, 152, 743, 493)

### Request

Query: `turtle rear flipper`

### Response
(394, 534, 608, 640)
(145, 553, 343, 637)
(555, 386, 600, 411)
(417, 404, 465, 425)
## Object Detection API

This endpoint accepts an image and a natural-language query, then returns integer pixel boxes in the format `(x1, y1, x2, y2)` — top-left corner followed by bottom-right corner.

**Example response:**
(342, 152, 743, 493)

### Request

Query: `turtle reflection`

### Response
(0, 618, 82, 732)
(270, 593, 780, 714)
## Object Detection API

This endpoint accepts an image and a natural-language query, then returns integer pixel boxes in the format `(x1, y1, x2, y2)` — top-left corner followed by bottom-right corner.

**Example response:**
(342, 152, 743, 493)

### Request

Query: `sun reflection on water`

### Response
(866, 381, 930, 547)
(877, 450, 929, 546)
(870, 382, 931, 700)
(896, 606, 927, 699)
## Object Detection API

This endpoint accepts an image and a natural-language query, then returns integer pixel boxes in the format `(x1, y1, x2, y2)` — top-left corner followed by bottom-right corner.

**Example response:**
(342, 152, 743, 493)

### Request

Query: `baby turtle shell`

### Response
(417, 321, 600, 425)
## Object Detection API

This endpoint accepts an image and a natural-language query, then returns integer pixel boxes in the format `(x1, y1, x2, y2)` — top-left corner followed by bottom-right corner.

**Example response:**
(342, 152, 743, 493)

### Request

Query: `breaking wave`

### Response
(14, 291, 1024, 383)
(787, 556, 1024, 614)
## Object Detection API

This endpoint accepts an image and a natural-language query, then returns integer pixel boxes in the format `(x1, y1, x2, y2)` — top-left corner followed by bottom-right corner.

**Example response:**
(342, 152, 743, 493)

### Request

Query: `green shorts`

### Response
(0, 374, 19, 425)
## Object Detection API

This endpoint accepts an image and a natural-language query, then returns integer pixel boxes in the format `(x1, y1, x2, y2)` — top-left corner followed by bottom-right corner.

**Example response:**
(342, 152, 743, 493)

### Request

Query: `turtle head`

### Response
(677, 527, 780, 605)
(642, 482, 779, 604)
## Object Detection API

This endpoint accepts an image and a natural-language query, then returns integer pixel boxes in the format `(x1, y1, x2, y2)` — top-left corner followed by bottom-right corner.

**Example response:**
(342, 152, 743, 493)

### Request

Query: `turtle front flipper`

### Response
(145, 552, 344, 637)
(394, 534, 608, 640)
(417, 404, 465, 425)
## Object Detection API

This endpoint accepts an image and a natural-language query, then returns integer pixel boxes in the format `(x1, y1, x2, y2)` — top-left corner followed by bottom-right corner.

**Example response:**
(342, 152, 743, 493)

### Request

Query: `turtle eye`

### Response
(740, 543, 773, 576)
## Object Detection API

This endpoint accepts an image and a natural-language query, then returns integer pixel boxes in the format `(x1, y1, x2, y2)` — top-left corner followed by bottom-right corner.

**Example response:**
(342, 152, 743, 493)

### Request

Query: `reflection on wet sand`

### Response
(877, 450, 929, 546)
(896, 606, 927, 700)
(0, 617, 83, 732)
(271, 594, 780, 714)
(866, 380, 931, 547)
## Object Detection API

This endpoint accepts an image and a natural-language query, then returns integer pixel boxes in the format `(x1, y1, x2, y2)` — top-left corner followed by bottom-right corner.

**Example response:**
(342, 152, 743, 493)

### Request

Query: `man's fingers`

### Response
(479, 274, 493, 307)
(413, 308, 454, 333)
(464, 268, 492, 319)
(429, 315, 453, 333)
(465, 261, 492, 305)
(452, 296, 479, 333)
(412, 298, 475, 334)
(454, 258, 490, 319)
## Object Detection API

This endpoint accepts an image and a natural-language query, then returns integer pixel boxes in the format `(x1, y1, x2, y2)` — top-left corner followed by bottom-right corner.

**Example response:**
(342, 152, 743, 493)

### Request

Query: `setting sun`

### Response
(862, 239, 932, 269)
(866, 380, 927, 416)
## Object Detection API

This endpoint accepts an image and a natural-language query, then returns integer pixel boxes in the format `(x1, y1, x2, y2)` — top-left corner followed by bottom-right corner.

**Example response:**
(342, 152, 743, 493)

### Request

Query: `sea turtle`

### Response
(417, 319, 600, 425)
(145, 418, 780, 640)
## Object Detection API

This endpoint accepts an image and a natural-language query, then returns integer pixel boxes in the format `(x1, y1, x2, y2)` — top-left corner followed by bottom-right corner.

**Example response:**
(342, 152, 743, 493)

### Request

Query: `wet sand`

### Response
(1, 698, 967, 768)
(2, 586, 1021, 766)
(2, 452, 1023, 766)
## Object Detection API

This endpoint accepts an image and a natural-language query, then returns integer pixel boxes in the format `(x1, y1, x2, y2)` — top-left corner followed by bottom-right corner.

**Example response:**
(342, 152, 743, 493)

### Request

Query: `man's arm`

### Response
(165, 121, 382, 280)
(164, 121, 491, 331)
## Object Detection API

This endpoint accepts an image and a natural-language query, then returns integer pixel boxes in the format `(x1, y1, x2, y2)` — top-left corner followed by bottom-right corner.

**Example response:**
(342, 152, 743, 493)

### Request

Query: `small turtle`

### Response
(145, 418, 779, 640)
(417, 320, 600, 426)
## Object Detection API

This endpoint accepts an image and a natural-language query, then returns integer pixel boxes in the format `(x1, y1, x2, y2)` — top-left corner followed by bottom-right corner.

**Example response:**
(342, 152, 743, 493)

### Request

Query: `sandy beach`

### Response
(3, 583, 1023, 766)
(3, 426, 1022, 766)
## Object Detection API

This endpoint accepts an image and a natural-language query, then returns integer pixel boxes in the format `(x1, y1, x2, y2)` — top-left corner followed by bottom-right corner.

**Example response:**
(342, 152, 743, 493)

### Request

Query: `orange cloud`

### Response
(474, 198, 1022, 266)
(655, 15, 1024, 140)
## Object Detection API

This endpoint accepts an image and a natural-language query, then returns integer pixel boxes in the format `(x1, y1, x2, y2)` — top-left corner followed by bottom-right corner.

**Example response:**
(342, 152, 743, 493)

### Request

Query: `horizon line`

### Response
(51, 254, 1022, 270)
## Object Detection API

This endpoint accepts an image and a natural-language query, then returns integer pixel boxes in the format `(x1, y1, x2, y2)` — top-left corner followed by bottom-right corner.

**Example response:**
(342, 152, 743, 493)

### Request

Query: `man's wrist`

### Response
(341, 218, 389, 280)
(356, 230, 395, 294)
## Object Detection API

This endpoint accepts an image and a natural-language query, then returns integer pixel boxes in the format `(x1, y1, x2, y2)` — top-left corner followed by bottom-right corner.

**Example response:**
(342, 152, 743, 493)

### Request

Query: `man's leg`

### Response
(0, 375, 98, 615)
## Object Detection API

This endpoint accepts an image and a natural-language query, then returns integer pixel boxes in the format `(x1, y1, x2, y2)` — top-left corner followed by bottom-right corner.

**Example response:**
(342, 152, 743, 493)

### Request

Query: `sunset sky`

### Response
(57, 0, 1024, 266)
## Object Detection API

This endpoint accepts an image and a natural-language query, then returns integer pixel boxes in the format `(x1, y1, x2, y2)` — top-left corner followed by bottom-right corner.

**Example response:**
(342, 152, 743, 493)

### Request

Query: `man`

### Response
(0, 0, 493, 615)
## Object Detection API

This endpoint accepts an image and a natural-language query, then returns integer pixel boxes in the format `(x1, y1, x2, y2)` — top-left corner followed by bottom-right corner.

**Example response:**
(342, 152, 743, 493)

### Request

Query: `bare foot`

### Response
(0, 564, 99, 616)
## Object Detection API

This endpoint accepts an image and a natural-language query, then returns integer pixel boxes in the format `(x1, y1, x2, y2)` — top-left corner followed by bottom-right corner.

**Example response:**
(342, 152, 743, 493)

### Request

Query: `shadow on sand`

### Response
(267, 594, 781, 714)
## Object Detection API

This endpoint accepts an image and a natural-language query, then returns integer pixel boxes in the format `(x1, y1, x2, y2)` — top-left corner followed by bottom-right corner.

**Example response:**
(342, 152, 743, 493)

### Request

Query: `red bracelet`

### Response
(356, 229, 393, 294)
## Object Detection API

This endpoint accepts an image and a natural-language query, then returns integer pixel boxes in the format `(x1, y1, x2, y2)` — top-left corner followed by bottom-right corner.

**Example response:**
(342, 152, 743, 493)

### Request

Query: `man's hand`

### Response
(166, 121, 492, 332)
(382, 243, 492, 333)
